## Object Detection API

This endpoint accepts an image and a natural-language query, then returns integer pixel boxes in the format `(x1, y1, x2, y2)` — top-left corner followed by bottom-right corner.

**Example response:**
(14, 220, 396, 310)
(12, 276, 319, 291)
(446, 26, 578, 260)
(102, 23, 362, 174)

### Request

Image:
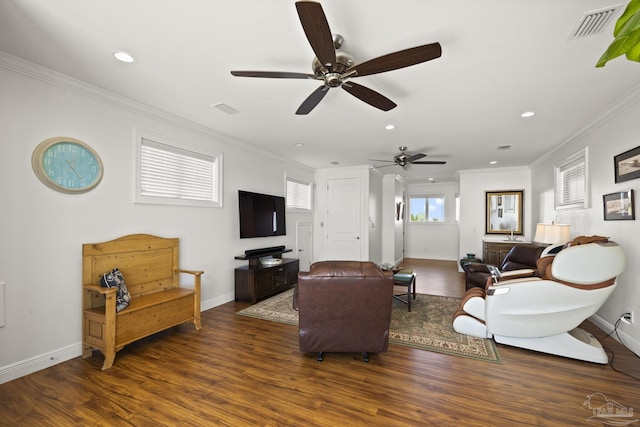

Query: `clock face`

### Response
(32, 137, 103, 194)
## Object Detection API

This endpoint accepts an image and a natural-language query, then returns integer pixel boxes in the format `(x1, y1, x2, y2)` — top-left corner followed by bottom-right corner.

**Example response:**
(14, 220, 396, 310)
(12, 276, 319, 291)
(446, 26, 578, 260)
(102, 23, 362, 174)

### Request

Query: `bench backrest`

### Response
(83, 234, 179, 300)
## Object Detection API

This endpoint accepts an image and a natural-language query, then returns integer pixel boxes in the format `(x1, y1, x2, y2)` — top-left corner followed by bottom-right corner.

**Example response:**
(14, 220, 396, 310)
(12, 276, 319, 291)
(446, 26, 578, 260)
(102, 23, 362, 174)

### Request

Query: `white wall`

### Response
(368, 169, 383, 265)
(0, 57, 313, 382)
(405, 181, 460, 261)
(381, 174, 406, 266)
(530, 92, 640, 355)
(458, 167, 532, 267)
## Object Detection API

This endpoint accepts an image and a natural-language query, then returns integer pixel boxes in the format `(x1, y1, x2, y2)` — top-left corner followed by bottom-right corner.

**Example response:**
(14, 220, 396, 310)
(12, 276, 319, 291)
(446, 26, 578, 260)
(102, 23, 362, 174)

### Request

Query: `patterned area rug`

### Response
(237, 289, 501, 363)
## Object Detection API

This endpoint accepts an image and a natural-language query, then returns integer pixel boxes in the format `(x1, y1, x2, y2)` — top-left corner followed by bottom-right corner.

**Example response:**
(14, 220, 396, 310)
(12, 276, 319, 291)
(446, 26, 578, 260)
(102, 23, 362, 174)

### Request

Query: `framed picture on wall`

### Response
(614, 146, 640, 183)
(603, 190, 635, 221)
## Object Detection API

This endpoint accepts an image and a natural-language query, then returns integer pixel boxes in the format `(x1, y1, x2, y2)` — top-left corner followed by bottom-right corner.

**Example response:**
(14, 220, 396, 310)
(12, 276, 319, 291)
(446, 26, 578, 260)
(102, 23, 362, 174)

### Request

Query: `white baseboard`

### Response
(201, 292, 234, 312)
(0, 343, 82, 385)
(589, 314, 640, 356)
(0, 295, 235, 384)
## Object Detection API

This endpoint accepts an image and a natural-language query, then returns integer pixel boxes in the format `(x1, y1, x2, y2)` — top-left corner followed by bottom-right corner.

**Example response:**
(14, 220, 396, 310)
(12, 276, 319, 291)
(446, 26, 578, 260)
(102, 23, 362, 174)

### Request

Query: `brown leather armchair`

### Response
(463, 244, 546, 290)
(296, 261, 394, 362)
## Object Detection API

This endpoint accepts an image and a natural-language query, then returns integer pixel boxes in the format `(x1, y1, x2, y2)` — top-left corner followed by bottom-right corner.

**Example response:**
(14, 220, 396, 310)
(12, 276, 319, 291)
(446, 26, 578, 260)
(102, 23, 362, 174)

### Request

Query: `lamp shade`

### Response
(534, 223, 571, 244)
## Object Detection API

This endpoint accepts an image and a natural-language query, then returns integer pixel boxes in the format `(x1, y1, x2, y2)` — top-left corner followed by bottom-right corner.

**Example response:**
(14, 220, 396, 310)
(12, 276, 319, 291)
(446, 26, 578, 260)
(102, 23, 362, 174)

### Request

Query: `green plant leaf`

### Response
(615, 0, 640, 36)
(597, 0, 640, 67)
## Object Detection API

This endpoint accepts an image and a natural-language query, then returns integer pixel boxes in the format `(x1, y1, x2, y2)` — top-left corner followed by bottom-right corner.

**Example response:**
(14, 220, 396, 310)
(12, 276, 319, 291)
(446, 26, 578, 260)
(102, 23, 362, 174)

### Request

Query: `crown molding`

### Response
(530, 81, 640, 169)
(0, 51, 313, 173)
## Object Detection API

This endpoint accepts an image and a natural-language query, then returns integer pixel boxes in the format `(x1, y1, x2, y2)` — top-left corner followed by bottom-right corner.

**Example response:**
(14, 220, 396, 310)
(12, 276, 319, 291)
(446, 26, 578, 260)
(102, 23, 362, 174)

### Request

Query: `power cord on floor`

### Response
(600, 317, 640, 382)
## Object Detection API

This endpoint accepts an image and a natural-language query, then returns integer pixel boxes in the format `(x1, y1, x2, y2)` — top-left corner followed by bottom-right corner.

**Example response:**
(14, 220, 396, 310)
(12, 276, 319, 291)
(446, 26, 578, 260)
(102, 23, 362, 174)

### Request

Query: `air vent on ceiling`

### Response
(568, 5, 622, 40)
(211, 102, 239, 114)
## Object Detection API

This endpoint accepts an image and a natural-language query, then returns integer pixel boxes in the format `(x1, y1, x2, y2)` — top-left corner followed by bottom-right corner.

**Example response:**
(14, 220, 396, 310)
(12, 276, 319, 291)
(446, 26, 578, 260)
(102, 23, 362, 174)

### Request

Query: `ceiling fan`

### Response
(230, 1, 442, 115)
(371, 146, 446, 168)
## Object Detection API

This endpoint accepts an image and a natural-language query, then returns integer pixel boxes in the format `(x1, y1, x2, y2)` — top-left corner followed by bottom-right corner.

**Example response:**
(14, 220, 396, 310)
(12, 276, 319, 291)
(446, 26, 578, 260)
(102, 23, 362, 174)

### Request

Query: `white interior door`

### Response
(326, 177, 362, 260)
(296, 221, 312, 272)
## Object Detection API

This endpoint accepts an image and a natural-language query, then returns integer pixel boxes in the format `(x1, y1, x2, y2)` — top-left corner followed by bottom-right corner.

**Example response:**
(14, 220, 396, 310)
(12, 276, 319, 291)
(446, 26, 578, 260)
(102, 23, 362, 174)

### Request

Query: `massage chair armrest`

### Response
(484, 269, 536, 287)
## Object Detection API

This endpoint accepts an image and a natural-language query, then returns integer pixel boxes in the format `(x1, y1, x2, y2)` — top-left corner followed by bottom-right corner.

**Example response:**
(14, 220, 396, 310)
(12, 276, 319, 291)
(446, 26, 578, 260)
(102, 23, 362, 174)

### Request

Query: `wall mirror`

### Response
(485, 190, 524, 235)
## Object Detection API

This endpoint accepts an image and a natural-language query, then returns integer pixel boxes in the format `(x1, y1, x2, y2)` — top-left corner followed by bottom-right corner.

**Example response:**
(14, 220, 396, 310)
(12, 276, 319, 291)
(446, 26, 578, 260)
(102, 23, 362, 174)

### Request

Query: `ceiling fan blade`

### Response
(342, 81, 396, 111)
(368, 159, 394, 162)
(411, 160, 447, 165)
(230, 71, 315, 79)
(296, 85, 330, 115)
(406, 153, 426, 163)
(296, 1, 336, 71)
(346, 43, 442, 77)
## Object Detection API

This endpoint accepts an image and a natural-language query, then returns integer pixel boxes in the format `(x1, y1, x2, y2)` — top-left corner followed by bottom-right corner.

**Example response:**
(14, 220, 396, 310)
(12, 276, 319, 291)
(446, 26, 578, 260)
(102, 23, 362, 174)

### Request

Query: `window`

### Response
(135, 133, 223, 208)
(409, 194, 445, 222)
(555, 147, 588, 210)
(285, 175, 312, 210)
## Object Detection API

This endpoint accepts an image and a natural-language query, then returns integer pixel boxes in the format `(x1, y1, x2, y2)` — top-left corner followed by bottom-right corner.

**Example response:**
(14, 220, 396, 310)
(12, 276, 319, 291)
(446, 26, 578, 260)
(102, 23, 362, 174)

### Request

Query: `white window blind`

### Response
(555, 148, 588, 210)
(136, 135, 222, 208)
(286, 177, 311, 210)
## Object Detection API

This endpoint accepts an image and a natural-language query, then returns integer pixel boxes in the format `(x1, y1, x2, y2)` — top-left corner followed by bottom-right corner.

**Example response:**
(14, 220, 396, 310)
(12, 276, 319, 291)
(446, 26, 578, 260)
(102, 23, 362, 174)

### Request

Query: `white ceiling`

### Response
(2, 0, 640, 183)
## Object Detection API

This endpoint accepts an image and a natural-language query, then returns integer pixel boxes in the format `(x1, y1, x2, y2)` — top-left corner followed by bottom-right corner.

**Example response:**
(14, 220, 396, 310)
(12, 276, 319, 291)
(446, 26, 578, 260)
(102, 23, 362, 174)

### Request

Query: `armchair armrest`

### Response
(463, 262, 492, 274)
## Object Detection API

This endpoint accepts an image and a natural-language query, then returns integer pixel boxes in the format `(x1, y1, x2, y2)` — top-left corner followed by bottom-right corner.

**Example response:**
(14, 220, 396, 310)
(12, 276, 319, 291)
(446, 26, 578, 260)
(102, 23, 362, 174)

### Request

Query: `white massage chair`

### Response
(452, 238, 626, 363)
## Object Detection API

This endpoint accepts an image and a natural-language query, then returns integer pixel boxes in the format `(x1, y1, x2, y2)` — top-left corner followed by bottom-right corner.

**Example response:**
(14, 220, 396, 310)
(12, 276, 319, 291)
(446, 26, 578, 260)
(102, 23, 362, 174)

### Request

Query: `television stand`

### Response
(234, 248, 298, 304)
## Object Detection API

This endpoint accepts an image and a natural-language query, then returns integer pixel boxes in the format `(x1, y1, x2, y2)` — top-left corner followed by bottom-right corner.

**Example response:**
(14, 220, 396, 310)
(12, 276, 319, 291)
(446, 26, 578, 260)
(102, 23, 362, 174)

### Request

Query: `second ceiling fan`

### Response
(371, 146, 447, 168)
(230, 1, 442, 115)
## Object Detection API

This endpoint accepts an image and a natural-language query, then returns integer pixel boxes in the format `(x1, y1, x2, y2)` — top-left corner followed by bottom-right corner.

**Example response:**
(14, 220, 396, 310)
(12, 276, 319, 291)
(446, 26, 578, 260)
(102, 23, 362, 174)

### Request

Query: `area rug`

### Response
(236, 289, 501, 363)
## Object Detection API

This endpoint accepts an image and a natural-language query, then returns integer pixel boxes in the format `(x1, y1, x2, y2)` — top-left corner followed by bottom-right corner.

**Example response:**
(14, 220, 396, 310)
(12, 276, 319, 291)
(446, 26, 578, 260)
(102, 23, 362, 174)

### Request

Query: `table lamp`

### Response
(533, 222, 571, 245)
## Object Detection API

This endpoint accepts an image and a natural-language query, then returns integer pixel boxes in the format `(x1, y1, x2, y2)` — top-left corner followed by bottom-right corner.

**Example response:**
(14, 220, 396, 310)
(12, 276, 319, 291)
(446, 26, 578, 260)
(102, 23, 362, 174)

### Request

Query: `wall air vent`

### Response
(568, 5, 622, 40)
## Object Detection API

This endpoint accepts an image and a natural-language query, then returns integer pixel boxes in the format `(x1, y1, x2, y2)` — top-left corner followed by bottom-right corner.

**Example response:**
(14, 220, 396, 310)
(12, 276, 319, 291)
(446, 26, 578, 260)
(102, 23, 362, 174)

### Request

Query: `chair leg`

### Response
(363, 352, 369, 363)
(317, 352, 324, 362)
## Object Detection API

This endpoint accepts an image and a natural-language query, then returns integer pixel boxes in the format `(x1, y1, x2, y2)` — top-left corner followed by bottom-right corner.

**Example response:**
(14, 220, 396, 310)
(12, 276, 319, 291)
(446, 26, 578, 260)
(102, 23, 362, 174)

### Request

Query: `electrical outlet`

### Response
(621, 311, 634, 325)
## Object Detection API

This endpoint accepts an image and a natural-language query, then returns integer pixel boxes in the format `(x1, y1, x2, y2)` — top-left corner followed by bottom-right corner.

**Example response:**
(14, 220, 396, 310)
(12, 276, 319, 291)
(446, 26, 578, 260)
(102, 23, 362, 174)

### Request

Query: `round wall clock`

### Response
(31, 136, 104, 194)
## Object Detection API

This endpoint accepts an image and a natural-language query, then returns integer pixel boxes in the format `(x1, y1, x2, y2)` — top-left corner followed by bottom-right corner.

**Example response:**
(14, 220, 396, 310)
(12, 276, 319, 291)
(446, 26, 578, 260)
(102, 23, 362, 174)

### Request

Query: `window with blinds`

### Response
(555, 147, 588, 210)
(136, 134, 223, 208)
(285, 176, 312, 210)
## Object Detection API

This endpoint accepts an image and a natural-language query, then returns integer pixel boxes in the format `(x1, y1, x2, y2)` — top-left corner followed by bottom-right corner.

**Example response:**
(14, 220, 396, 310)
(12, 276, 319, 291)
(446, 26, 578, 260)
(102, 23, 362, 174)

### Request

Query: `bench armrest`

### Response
(83, 284, 117, 295)
(176, 269, 204, 276)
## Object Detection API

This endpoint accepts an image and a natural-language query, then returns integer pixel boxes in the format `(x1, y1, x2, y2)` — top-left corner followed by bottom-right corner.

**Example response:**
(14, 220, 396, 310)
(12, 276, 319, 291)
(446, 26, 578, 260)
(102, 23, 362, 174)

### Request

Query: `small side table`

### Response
(393, 269, 416, 312)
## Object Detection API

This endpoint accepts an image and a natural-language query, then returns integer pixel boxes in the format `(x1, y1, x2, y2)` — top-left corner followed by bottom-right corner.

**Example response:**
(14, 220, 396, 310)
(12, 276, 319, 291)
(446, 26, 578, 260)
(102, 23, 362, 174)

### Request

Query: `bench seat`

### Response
(82, 234, 202, 369)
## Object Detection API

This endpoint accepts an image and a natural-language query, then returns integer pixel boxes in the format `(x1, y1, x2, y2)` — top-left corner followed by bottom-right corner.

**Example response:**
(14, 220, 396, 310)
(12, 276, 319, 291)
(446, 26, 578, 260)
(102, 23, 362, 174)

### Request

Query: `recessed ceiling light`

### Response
(385, 124, 396, 130)
(497, 145, 511, 150)
(490, 161, 498, 165)
(428, 177, 435, 181)
(294, 143, 304, 147)
(521, 111, 535, 118)
(113, 50, 136, 63)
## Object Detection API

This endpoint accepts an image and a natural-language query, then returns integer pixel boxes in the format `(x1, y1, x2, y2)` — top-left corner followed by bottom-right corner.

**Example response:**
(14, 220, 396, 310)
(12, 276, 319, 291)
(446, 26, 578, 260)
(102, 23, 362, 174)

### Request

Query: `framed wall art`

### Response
(603, 190, 635, 221)
(614, 145, 640, 183)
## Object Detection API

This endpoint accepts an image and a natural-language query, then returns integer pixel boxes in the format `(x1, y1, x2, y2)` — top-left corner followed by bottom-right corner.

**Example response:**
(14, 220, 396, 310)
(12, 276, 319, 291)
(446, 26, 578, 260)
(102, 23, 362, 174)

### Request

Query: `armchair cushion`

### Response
(297, 261, 393, 356)
(463, 244, 545, 290)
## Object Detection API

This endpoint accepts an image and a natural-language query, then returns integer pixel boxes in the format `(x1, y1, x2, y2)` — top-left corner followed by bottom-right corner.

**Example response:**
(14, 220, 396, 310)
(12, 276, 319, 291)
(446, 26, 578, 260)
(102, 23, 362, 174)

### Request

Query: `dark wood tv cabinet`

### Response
(234, 250, 299, 304)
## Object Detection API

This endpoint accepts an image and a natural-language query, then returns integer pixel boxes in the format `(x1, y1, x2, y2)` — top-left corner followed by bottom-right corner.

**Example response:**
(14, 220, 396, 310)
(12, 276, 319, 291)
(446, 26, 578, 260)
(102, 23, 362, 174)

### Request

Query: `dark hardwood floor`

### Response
(1, 259, 638, 426)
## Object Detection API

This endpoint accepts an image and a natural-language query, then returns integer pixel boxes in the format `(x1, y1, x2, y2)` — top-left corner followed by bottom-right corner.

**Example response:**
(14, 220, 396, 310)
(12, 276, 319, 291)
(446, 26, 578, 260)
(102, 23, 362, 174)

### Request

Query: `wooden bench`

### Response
(82, 234, 203, 369)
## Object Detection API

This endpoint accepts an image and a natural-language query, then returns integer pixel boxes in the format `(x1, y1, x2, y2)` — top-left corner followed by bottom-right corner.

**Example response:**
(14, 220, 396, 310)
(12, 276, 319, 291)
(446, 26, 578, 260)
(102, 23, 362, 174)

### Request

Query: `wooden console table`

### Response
(234, 249, 299, 304)
(483, 240, 532, 266)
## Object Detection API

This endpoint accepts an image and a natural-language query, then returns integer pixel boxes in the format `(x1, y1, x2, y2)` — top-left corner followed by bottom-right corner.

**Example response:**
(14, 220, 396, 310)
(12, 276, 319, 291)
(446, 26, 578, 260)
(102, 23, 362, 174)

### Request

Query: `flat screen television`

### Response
(238, 190, 286, 238)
